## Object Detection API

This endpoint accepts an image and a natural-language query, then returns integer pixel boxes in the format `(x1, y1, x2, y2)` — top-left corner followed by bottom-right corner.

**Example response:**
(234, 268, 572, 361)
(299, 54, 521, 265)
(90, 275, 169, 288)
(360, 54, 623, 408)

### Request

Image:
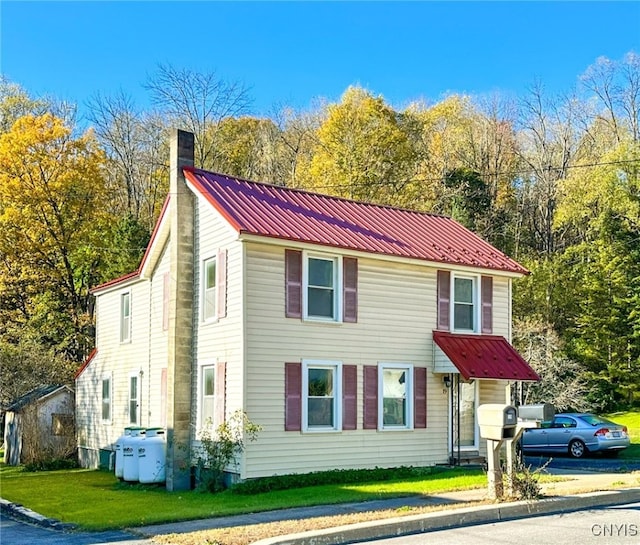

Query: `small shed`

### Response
(3, 385, 75, 466)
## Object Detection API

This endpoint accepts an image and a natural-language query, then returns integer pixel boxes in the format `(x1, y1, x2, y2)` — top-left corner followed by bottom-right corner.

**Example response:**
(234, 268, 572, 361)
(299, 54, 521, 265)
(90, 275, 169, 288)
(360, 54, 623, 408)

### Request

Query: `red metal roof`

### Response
(184, 168, 528, 275)
(74, 348, 97, 379)
(433, 331, 540, 382)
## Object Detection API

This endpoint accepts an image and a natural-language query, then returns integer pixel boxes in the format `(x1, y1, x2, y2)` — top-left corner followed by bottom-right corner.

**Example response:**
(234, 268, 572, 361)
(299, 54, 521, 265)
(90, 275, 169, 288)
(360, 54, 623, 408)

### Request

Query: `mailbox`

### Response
(477, 404, 517, 440)
(517, 403, 555, 422)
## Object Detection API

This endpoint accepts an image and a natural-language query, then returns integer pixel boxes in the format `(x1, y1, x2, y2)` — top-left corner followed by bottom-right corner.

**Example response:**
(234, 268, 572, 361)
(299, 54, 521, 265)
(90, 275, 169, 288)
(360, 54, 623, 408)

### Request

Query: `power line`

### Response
(297, 158, 640, 193)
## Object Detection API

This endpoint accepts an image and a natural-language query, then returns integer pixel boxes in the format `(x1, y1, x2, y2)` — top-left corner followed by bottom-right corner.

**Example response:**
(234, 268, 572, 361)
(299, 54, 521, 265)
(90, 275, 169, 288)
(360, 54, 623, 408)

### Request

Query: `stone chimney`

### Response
(165, 129, 194, 491)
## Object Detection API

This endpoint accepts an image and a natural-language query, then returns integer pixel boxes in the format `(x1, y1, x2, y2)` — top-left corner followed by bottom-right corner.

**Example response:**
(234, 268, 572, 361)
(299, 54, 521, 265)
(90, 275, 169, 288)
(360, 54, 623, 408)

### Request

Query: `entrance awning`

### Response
(433, 331, 540, 382)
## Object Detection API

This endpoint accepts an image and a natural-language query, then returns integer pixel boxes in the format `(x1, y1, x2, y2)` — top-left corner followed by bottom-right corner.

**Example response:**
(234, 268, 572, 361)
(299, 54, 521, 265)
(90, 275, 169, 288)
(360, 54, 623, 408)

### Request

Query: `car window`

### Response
(580, 414, 612, 426)
(553, 417, 576, 428)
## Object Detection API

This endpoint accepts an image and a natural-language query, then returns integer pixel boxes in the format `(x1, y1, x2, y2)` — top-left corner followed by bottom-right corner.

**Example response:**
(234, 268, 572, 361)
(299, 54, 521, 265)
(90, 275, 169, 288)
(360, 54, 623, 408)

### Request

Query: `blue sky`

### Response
(2, 1, 639, 118)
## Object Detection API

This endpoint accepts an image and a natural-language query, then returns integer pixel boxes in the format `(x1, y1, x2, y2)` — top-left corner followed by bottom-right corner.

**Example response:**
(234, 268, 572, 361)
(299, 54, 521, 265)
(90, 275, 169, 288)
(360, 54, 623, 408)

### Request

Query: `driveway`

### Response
(524, 454, 640, 472)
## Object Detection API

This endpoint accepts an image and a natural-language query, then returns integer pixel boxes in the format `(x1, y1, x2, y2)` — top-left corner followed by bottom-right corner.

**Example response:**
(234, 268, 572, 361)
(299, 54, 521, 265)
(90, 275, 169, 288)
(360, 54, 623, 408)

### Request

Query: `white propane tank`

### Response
(114, 427, 134, 479)
(138, 428, 166, 484)
(122, 428, 145, 482)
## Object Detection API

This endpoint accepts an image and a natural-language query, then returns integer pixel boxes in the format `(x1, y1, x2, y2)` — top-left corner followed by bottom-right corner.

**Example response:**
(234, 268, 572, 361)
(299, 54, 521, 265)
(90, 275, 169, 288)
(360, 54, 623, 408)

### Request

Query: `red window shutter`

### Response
(343, 257, 358, 323)
(413, 367, 427, 429)
(217, 249, 227, 319)
(342, 365, 357, 430)
(363, 365, 378, 430)
(162, 272, 170, 331)
(160, 368, 167, 427)
(481, 276, 493, 334)
(214, 362, 226, 428)
(285, 250, 302, 318)
(437, 270, 450, 330)
(285, 362, 302, 431)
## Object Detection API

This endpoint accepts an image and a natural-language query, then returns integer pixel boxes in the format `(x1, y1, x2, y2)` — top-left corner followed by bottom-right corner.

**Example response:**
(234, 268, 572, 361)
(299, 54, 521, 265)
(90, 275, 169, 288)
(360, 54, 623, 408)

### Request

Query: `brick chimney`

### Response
(165, 129, 195, 491)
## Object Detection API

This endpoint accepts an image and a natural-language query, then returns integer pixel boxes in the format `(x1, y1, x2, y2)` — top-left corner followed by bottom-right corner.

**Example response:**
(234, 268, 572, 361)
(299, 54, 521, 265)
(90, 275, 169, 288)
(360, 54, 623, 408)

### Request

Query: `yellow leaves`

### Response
(0, 113, 110, 272)
(555, 141, 640, 231)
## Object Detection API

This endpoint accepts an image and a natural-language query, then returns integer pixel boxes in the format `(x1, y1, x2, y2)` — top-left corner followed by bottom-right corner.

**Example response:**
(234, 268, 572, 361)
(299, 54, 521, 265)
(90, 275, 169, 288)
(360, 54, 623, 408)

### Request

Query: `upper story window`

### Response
(306, 256, 339, 320)
(203, 257, 217, 321)
(303, 361, 342, 431)
(120, 292, 131, 343)
(285, 249, 358, 323)
(453, 275, 476, 331)
(437, 271, 493, 334)
(201, 250, 227, 323)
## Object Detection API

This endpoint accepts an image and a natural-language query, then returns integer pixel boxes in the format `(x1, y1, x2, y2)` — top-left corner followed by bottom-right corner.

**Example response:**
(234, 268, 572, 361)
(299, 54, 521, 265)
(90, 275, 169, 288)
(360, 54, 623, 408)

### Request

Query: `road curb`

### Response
(0, 498, 75, 532)
(251, 488, 640, 545)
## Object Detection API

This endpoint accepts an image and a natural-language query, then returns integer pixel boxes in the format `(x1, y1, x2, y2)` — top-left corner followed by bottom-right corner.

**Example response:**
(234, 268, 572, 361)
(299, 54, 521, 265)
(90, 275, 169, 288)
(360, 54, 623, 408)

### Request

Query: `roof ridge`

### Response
(186, 166, 452, 220)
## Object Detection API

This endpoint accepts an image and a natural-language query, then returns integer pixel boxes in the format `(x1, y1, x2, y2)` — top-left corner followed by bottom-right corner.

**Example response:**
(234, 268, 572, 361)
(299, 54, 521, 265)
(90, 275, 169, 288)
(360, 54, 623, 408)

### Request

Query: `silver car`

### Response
(521, 413, 630, 458)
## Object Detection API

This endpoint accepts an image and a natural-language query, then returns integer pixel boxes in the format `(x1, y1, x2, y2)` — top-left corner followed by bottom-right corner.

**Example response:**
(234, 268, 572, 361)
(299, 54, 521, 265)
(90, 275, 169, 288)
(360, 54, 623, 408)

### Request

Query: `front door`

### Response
(449, 375, 478, 458)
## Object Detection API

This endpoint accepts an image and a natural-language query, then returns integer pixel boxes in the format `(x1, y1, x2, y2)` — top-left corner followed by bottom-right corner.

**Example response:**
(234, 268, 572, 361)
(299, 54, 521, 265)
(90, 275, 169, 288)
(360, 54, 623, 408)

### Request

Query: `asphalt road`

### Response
(366, 502, 640, 544)
(524, 453, 640, 472)
(0, 510, 151, 545)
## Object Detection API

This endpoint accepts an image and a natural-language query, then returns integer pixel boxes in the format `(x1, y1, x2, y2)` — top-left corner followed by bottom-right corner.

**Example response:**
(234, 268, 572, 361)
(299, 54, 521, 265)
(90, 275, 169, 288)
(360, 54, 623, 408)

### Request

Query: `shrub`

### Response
(193, 410, 261, 493)
(505, 458, 547, 500)
(232, 465, 443, 495)
(24, 456, 79, 472)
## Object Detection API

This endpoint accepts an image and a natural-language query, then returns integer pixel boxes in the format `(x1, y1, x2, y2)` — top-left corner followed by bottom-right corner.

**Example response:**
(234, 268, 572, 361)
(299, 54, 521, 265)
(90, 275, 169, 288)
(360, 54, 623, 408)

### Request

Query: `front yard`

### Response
(0, 465, 486, 531)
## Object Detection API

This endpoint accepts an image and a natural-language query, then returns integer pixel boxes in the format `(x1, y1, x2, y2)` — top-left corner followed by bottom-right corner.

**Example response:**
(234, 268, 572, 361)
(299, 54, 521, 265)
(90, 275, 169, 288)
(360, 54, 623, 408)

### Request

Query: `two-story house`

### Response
(75, 129, 539, 490)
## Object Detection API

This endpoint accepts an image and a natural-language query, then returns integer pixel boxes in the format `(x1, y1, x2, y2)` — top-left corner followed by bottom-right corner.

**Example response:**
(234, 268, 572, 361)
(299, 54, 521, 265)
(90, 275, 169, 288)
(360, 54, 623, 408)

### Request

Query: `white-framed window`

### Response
(302, 360, 342, 431)
(101, 374, 112, 422)
(202, 257, 217, 322)
(452, 274, 478, 332)
(198, 362, 216, 431)
(120, 292, 131, 343)
(304, 254, 341, 321)
(129, 373, 140, 425)
(379, 363, 413, 430)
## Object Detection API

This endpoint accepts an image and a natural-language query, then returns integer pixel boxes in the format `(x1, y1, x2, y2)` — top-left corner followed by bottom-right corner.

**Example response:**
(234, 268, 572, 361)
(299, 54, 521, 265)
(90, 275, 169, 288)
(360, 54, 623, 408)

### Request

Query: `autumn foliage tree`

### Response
(0, 113, 111, 361)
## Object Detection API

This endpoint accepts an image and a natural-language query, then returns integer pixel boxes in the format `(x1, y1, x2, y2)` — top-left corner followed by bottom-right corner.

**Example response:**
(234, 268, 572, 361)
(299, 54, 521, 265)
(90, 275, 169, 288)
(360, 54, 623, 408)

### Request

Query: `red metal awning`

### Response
(433, 331, 540, 382)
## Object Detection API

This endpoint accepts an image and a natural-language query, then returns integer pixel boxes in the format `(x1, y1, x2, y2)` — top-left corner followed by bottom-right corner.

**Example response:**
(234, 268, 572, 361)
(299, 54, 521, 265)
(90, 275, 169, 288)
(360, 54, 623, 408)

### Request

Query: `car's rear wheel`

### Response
(569, 439, 586, 458)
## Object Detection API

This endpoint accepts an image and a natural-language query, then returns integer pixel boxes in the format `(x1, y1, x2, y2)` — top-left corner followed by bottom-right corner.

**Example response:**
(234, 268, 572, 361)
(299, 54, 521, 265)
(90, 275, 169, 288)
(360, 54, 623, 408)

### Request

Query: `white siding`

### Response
(191, 196, 244, 440)
(76, 278, 151, 465)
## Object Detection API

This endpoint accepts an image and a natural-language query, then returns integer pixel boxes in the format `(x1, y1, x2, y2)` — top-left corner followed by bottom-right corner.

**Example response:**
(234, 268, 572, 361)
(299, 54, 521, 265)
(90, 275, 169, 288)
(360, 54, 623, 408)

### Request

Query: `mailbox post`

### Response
(477, 404, 517, 499)
(503, 404, 552, 496)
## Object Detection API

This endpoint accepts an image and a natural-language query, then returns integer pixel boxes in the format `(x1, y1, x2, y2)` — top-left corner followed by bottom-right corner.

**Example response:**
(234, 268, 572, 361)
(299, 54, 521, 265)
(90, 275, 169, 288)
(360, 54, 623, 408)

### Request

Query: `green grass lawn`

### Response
(605, 410, 640, 460)
(2, 411, 636, 531)
(0, 466, 486, 531)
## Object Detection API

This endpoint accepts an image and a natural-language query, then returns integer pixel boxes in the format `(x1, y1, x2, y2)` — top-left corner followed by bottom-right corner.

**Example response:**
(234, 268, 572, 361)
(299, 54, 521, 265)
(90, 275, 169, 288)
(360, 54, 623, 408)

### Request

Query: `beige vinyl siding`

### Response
(191, 196, 244, 440)
(243, 243, 450, 479)
(76, 279, 151, 466)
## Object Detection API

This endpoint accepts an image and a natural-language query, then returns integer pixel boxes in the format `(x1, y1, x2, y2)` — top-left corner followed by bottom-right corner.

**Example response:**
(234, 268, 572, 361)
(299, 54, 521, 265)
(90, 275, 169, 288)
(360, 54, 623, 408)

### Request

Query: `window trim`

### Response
(302, 360, 343, 432)
(378, 363, 414, 431)
(120, 291, 131, 343)
(202, 256, 217, 323)
(197, 360, 217, 433)
(303, 253, 343, 322)
(451, 274, 480, 333)
(101, 373, 112, 424)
